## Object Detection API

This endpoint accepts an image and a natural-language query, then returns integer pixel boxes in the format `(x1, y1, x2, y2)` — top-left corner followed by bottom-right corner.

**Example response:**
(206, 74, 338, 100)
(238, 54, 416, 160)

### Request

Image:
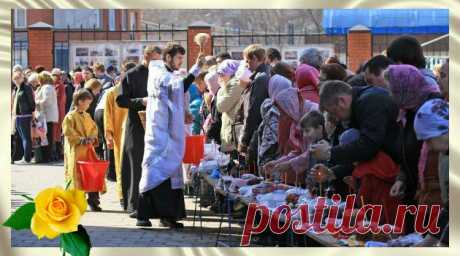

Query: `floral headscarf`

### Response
(387, 64, 440, 111)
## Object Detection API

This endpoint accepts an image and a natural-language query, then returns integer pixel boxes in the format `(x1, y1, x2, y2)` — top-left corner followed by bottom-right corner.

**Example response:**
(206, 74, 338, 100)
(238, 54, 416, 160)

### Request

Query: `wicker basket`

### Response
(138, 111, 146, 130)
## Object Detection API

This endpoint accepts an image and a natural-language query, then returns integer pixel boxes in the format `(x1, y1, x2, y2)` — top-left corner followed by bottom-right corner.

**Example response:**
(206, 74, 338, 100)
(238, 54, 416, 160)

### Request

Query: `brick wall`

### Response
(187, 26, 212, 70)
(28, 28, 53, 70)
(26, 9, 53, 26)
(347, 28, 372, 73)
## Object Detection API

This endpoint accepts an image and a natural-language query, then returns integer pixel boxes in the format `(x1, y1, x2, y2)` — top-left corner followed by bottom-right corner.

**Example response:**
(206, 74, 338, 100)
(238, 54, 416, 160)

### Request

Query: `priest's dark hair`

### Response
(162, 42, 186, 61)
(72, 88, 94, 108)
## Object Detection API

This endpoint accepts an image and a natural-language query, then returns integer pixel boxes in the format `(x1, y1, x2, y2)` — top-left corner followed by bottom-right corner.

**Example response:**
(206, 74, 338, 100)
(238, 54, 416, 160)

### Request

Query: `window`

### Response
(13, 32, 28, 68)
(130, 12, 136, 31)
(108, 9, 116, 31)
(14, 9, 26, 28)
(121, 10, 127, 31)
(54, 10, 101, 29)
(54, 42, 69, 72)
(129, 12, 136, 40)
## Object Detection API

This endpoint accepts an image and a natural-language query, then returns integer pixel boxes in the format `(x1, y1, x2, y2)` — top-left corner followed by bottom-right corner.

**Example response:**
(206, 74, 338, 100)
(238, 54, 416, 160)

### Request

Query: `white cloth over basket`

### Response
(139, 61, 185, 193)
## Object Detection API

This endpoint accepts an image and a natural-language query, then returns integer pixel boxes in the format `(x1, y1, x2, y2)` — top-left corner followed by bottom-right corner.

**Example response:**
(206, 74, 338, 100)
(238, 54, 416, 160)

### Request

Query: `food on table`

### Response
(286, 193, 300, 205)
(252, 182, 275, 195)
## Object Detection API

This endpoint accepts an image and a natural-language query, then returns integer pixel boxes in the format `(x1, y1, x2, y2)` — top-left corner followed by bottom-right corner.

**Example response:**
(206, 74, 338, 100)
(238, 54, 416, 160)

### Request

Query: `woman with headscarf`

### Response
(414, 98, 449, 246)
(295, 63, 320, 103)
(264, 87, 318, 185)
(202, 66, 221, 144)
(255, 74, 292, 170)
(386, 64, 442, 233)
(215, 59, 243, 153)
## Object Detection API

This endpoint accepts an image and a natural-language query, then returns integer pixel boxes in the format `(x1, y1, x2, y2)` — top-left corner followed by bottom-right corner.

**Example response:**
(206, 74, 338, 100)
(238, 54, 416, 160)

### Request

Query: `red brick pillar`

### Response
(28, 22, 54, 70)
(347, 25, 372, 73)
(187, 25, 212, 70)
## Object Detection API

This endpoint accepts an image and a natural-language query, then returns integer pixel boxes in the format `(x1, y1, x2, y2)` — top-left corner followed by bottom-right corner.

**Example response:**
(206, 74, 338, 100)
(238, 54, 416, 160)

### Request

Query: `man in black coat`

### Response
(116, 46, 162, 213)
(238, 44, 270, 159)
(310, 80, 401, 180)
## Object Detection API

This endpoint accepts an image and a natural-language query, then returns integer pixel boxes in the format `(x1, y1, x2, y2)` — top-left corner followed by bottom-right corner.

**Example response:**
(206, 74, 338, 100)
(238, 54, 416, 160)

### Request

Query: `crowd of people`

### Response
(11, 35, 449, 246)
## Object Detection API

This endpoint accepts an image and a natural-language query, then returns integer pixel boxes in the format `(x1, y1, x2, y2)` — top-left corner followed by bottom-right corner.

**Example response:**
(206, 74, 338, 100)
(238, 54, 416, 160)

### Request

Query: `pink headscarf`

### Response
(217, 59, 240, 77)
(275, 88, 319, 151)
(295, 63, 319, 90)
(268, 74, 292, 100)
(295, 64, 320, 103)
(388, 65, 441, 192)
(387, 64, 440, 111)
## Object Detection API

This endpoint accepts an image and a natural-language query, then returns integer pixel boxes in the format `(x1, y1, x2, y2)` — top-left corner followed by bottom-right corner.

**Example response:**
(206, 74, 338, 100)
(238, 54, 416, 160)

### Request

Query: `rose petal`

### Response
(48, 204, 81, 234)
(31, 213, 60, 240)
(35, 187, 60, 223)
(67, 189, 87, 215)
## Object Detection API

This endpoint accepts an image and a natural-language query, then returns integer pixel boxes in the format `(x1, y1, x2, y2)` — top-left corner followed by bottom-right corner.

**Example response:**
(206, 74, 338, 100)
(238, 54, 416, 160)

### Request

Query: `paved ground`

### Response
(11, 162, 243, 247)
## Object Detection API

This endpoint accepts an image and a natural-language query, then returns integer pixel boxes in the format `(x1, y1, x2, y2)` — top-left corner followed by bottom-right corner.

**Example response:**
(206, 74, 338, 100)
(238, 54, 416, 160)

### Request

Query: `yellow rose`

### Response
(31, 187, 87, 239)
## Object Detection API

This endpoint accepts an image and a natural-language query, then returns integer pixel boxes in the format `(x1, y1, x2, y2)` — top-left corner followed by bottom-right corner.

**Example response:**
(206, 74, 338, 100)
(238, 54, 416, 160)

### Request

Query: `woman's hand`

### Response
(274, 162, 290, 174)
(185, 112, 194, 124)
(310, 164, 335, 183)
(309, 140, 332, 161)
(106, 135, 114, 150)
(263, 160, 277, 175)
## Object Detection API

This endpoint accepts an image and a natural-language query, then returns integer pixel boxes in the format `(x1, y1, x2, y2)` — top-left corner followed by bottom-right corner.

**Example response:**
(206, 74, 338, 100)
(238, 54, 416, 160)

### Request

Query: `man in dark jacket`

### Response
(12, 71, 35, 163)
(239, 44, 270, 158)
(310, 80, 401, 180)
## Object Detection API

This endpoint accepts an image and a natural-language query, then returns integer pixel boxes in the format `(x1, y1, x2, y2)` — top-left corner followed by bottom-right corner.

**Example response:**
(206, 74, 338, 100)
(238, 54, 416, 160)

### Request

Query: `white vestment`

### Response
(139, 61, 185, 193)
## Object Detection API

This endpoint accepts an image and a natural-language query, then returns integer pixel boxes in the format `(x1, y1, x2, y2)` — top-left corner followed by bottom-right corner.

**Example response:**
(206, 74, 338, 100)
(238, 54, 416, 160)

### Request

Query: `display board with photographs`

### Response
(227, 44, 335, 69)
(69, 41, 187, 71)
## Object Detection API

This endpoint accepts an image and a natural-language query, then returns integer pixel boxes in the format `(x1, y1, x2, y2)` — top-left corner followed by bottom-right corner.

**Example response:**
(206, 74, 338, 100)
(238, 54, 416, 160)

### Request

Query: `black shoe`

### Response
(89, 204, 102, 212)
(120, 200, 125, 210)
(159, 218, 184, 229)
(136, 219, 152, 227)
(129, 211, 138, 219)
(87, 198, 102, 212)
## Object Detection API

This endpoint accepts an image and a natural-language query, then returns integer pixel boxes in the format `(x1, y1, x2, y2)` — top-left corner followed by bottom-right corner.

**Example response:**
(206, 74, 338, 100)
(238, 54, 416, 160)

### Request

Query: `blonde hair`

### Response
(93, 62, 105, 72)
(38, 71, 54, 85)
(243, 44, 266, 61)
(84, 78, 102, 92)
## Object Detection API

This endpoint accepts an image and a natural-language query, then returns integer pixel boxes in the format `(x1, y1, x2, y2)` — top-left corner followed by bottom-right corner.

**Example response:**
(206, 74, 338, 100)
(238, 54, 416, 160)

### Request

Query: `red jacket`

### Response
(53, 80, 66, 142)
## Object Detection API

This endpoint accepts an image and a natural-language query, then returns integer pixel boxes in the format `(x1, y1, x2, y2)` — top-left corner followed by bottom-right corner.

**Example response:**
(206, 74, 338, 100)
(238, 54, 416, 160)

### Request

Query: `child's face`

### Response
(77, 99, 92, 112)
(303, 126, 324, 142)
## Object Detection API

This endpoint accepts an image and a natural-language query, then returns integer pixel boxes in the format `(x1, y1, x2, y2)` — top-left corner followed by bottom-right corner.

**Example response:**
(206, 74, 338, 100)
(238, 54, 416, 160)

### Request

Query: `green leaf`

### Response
(60, 225, 91, 256)
(2, 202, 35, 230)
(21, 194, 34, 201)
(65, 180, 72, 190)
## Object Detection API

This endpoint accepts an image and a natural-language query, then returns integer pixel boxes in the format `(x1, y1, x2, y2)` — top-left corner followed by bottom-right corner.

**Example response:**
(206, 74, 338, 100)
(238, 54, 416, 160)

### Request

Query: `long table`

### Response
(200, 172, 341, 247)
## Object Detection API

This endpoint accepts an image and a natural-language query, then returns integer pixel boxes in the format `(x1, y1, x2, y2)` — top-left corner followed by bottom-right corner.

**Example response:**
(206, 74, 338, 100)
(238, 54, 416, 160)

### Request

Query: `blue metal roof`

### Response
(322, 9, 449, 35)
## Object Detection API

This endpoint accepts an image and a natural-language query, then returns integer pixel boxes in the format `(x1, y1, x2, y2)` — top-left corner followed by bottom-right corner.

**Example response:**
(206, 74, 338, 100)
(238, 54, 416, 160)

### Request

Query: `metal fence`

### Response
(212, 28, 348, 65)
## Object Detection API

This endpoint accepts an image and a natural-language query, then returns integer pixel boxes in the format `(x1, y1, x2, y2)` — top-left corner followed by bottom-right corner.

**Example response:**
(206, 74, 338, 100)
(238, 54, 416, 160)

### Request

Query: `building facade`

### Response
(12, 9, 142, 72)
